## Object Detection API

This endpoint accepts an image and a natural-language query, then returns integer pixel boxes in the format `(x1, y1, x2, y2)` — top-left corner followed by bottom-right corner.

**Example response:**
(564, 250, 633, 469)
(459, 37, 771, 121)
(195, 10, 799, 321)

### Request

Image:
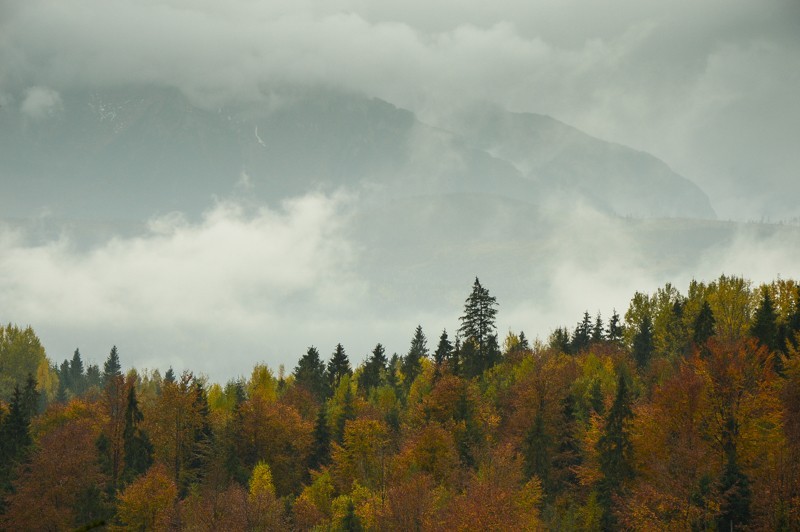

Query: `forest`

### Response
(1, 275, 800, 531)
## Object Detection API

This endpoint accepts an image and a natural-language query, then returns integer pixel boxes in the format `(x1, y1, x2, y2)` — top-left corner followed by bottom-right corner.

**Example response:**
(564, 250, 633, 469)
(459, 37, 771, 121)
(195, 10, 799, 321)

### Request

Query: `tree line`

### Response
(1, 275, 800, 530)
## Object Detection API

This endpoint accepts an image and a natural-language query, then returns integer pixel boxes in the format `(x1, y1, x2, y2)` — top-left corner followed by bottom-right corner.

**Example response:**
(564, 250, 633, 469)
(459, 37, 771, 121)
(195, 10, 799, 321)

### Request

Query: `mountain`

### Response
(0, 85, 713, 221)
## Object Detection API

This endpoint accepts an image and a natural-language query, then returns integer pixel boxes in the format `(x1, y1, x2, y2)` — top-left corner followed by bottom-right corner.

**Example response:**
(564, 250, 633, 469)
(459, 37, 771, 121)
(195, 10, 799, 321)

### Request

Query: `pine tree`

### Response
(309, 407, 331, 471)
(327, 344, 352, 391)
(717, 453, 752, 531)
(86, 363, 102, 390)
(358, 343, 387, 394)
(70, 349, 86, 396)
(294, 346, 329, 402)
(552, 394, 581, 494)
(592, 313, 605, 343)
(597, 372, 635, 529)
(606, 310, 624, 343)
(693, 300, 716, 347)
(572, 311, 593, 353)
(632, 312, 654, 369)
(433, 330, 453, 378)
(164, 366, 176, 384)
(402, 325, 428, 388)
(458, 277, 499, 377)
(122, 385, 153, 484)
(335, 385, 356, 445)
(0, 384, 33, 493)
(103, 346, 122, 385)
(751, 287, 779, 352)
(549, 327, 572, 355)
(523, 410, 551, 488)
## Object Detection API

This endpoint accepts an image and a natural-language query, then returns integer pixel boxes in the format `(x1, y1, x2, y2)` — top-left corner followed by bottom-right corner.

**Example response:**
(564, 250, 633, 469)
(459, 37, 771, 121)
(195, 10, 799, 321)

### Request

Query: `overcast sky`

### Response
(2, 0, 799, 218)
(2, 0, 799, 379)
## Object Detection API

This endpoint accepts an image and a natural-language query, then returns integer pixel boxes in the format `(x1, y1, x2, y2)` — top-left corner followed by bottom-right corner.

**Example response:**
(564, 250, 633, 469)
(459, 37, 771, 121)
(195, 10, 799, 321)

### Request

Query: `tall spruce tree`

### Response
(592, 313, 605, 343)
(69, 349, 86, 396)
(309, 407, 331, 471)
(294, 346, 329, 402)
(693, 300, 716, 347)
(402, 325, 428, 388)
(358, 343, 387, 394)
(458, 277, 499, 377)
(433, 330, 453, 378)
(606, 310, 624, 343)
(327, 344, 352, 391)
(597, 372, 635, 529)
(572, 311, 593, 353)
(103, 346, 122, 385)
(122, 385, 153, 484)
(751, 288, 779, 352)
(632, 313, 654, 369)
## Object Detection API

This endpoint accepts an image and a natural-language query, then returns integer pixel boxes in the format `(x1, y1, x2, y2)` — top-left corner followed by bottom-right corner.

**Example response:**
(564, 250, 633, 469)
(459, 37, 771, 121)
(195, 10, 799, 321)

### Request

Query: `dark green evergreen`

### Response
(309, 407, 331, 471)
(597, 372, 635, 529)
(164, 366, 176, 384)
(592, 313, 605, 343)
(327, 343, 352, 391)
(86, 363, 102, 390)
(606, 310, 624, 343)
(523, 410, 551, 487)
(334, 385, 356, 445)
(294, 346, 329, 402)
(632, 312, 654, 369)
(358, 343, 387, 394)
(549, 327, 572, 355)
(751, 288, 779, 352)
(103, 346, 122, 385)
(340, 498, 364, 531)
(433, 330, 453, 377)
(402, 325, 428, 388)
(122, 385, 153, 484)
(693, 300, 716, 347)
(0, 383, 34, 497)
(552, 394, 582, 494)
(571, 311, 593, 353)
(70, 349, 86, 395)
(717, 453, 752, 531)
(458, 277, 499, 377)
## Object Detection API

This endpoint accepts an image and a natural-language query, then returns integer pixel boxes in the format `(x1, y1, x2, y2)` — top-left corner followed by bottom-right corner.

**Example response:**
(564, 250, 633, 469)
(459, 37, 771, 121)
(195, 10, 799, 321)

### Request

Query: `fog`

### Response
(1, 0, 799, 379)
(3, 191, 799, 381)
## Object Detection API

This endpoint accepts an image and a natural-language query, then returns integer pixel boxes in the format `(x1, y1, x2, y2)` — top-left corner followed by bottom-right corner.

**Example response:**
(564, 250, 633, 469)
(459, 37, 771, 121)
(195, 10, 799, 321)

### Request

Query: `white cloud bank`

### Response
(0, 193, 370, 378)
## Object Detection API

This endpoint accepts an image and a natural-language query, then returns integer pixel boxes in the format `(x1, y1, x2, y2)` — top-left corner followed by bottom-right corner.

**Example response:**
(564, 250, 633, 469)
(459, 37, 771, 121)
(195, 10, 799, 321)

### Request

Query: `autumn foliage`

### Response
(1, 275, 800, 530)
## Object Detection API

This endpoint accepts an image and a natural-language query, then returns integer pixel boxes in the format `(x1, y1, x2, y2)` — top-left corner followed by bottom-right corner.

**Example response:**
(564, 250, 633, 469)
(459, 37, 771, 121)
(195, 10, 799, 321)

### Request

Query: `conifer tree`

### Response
(164, 366, 176, 384)
(433, 330, 453, 378)
(122, 385, 153, 484)
(523, 410, 551, 487)
(0, 384, 33, 494)
(86, 363, 102, 390)
(693, 300, 716, 347)
(458, 277, 499, 377)
(632, 313, 654, 369)
(592, 313, 605, 343)
(549, 327, 572, 355)
(70, 349, 86, 396)
(309, 407, 331, 471)
(327, 344, 352, 390)
(103, 346, 122, 385)
(751, 288, 779, 352)
(294, 346, 329, 402)
(597, 372, 635, 528)
(335, 385, 356, 445)
(358, 343, 387, 394)
(572, 311, 593, 353)
(606, 310, 624, 343)
(402, 325, 428, 388)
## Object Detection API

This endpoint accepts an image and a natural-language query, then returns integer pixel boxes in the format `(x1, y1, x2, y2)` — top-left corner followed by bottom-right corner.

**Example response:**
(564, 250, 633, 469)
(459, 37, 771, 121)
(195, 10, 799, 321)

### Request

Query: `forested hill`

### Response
(2, 274, 800, 530)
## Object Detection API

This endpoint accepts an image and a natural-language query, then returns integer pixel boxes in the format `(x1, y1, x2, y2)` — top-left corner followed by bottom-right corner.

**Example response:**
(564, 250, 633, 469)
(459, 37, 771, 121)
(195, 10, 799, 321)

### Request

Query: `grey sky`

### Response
(2, 0, 799, 379)
(2, 0, 798, 218)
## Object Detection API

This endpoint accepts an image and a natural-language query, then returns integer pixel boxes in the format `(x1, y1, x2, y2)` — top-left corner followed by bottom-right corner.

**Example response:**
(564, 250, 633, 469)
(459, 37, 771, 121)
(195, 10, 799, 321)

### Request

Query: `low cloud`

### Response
(20, 85, 61, 119)
(0, 192, 369, 378)
(2, 0, 798, 218)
